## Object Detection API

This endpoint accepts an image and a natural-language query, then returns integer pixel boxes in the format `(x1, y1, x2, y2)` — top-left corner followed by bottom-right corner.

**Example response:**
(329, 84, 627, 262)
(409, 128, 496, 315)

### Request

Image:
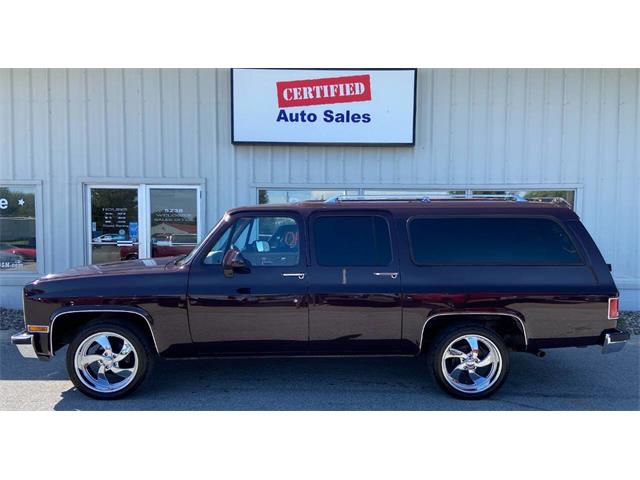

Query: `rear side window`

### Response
(313, 215, 392, 266)
(408, 217, 582, 265)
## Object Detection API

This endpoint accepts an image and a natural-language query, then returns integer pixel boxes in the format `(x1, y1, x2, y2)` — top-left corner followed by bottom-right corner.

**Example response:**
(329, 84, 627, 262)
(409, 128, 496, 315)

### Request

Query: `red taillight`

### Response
(608, 298, 620, 320)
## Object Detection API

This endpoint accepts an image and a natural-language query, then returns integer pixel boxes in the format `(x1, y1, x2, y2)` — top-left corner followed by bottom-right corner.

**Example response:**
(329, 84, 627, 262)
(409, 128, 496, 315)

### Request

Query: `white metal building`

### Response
(1, 69, 638, 309)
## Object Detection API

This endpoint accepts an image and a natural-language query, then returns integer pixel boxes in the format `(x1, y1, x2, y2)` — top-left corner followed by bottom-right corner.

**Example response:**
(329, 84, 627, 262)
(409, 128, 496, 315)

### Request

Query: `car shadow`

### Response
(2, 331, 638, 410)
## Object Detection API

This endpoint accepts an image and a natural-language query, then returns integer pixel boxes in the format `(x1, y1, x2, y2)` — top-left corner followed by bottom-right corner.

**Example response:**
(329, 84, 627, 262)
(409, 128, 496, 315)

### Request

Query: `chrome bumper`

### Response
(10, 331, 39, 359)
(601, 329, 630, 354)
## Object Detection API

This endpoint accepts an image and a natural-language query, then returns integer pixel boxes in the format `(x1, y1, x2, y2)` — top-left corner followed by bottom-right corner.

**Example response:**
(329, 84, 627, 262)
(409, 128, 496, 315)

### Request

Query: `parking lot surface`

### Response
(1, 331, 638, 411)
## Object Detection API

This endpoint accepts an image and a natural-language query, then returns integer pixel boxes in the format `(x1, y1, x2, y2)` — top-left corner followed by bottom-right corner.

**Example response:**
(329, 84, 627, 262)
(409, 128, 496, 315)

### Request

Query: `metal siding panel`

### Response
(85, 69, 108, 177)
(9, 69, 31, 179)
(160, 69, 180, 179)
(47, 69, 71, 272)
(0, 69, 14, 178)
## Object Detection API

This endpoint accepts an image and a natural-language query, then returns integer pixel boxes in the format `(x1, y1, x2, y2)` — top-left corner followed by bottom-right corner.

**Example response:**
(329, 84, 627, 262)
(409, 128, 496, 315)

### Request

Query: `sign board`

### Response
(231, 69, 416, 145)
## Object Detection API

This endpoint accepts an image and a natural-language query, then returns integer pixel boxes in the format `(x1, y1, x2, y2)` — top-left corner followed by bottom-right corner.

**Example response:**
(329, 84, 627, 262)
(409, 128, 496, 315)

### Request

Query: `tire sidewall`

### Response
(66, 321, 152, 400)
(430, 325, 510, 400)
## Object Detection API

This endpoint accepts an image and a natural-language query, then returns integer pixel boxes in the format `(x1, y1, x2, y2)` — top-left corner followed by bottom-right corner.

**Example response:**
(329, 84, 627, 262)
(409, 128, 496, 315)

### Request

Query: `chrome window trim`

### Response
(50, 309, 160, 356)
(418, 311, 528, 352)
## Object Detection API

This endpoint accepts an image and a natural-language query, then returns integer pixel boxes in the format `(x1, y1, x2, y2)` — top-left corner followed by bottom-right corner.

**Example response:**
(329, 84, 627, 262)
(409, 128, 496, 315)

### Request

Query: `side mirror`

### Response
(223, 248, 248, 277)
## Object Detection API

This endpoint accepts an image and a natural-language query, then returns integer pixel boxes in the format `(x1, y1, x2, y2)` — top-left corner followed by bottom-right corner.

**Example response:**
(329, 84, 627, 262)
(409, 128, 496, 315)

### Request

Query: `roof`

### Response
(227, 199, 579, 220)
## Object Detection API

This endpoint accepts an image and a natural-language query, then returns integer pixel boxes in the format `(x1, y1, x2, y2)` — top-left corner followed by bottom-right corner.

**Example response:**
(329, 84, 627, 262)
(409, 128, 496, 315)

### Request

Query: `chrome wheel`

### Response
(441, 334, 502, 394)
(74, 331, 138, 393)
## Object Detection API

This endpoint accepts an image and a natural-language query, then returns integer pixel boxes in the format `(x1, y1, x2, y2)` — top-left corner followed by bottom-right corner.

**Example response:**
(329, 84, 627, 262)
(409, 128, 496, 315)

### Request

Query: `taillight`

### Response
(608, 298, 620, 320)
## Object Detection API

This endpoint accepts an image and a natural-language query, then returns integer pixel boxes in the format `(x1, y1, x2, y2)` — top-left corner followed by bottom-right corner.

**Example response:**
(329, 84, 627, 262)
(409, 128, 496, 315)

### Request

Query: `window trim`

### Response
(309, 212, 395, 267)
(406, 214, 586, 267)
(0, 180, 44, 279)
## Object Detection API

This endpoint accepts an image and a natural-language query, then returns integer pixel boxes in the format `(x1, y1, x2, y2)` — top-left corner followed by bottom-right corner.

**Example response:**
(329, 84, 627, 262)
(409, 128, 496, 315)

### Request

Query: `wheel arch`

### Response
(49, 307, 159, 356)
(419, 312, 528, 353)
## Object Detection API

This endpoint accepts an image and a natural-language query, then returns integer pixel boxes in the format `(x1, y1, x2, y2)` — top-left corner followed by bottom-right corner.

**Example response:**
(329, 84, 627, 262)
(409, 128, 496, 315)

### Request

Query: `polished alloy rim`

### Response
(74, 332, 138, 393)
(441, 334, 502, 394)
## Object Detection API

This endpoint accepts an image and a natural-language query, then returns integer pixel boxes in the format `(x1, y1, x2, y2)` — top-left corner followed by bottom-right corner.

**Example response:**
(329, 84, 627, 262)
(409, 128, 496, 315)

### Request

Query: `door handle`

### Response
(373, 272, 398, 279)
(282, 273, 305, 280)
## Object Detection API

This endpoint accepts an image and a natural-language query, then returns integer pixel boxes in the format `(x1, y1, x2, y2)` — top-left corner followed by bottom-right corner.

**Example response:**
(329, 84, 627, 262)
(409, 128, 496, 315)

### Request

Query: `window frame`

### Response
(0, 180, 44, 280)
(83, 182, 203, 264)
(200, 211, 306, 269)
(309, 212, 395, 268)
(406, 214, 586, 267)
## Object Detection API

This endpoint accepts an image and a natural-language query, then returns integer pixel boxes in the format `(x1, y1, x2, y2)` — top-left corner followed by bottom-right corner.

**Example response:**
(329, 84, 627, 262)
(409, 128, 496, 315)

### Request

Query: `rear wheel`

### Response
(428, 324, 510, 399)
(66, 321, 154, 400)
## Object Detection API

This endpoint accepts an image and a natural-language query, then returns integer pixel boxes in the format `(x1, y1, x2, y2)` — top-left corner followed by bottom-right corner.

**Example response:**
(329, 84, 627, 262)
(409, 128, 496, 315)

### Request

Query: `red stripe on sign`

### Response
(276, 74, 372, 108)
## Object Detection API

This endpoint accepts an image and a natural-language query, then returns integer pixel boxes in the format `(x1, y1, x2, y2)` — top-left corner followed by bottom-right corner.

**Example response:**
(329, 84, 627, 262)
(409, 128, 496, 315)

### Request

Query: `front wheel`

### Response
(428, 325, 510, 399)
(66, 321, 153, 400)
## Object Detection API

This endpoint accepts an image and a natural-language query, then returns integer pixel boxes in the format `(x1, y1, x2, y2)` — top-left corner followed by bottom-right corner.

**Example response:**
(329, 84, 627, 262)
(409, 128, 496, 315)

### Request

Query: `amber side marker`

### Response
(27, 325, 50, 333)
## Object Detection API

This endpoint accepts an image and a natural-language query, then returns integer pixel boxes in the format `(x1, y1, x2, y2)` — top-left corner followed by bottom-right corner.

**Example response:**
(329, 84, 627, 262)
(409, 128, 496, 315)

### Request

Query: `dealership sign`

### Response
(231, 69, 416, 145)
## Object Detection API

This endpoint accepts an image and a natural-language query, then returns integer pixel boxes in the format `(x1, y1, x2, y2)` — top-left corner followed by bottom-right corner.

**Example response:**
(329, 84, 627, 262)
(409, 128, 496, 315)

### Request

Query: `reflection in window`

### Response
(0, 186, 37, 272)
(150, 188, 199, 258)
(257, 188, 577, 209)
(258, 189, 358, 204)
(205, 216, 299, 267)
(90, 188, 139, 264)
(363, 189, 466, 198)
(472, 190, 575, 208)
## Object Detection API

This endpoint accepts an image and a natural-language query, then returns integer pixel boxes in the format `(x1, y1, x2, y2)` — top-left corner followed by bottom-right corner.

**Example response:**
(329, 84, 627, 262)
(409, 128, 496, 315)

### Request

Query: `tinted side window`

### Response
(313, 215, 392, 266)
(408, 217, 582, 265)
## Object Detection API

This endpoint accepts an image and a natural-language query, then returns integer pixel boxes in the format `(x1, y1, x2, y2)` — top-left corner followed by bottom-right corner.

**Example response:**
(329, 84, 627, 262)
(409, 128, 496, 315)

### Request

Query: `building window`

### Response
(471, 190, 575, 208)
(0, 185, 38, 272)
(258, 188, 576, 208)
(258, 189, 358, 204)
(86, 184, 202, 264)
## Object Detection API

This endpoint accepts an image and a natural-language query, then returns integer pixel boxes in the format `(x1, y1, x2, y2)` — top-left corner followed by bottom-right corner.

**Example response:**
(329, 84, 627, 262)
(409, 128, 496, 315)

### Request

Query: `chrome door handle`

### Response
(282, 273, 305, 280)
(373, 272, 398, 279)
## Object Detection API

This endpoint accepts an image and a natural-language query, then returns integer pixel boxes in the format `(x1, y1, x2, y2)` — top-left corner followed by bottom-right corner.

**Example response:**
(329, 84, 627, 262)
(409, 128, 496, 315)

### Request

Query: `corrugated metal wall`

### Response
(1, 69, 639, 308)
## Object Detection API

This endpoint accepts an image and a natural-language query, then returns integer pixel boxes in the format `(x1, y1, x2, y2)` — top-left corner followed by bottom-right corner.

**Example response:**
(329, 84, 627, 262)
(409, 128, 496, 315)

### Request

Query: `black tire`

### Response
(66, 319, 155, 400)
(427, 324, 510, 400)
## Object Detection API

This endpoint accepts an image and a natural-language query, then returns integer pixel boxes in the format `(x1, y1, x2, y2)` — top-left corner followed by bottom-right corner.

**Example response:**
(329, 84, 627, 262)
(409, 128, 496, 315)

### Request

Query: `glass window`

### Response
(258, 189, 358, 204)
(206, 216, 300, 267)
(313, 215, 392, 266)
(0, 185, 37, 272)
(90, 188, 139, 263)
(363, 189, 466, 198)
(150, 188, 199, 258)
(408, 217, 582, 265)
(472, 190, 575, 208)
(203, 226, 232, 265)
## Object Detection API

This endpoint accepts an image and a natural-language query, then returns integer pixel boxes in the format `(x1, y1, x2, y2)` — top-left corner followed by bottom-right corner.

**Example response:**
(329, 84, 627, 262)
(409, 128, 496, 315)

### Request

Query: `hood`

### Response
(34, 256, 179, 282)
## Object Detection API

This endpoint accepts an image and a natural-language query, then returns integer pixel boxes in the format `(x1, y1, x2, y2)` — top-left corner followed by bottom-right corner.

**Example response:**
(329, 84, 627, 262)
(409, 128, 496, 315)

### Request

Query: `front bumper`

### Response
(600, 328, 630, 354)
(10, 331, 39, 359)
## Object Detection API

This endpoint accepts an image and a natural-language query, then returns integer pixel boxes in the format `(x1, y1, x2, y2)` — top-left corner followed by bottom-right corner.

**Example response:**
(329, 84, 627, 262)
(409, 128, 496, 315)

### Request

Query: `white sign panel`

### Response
(231, 69, 416, 145)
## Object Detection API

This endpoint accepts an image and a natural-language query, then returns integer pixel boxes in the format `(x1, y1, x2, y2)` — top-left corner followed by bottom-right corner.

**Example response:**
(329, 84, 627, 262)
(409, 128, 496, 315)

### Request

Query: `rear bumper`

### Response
(600, 328, 630, 354)
(10, 331, 38, 359)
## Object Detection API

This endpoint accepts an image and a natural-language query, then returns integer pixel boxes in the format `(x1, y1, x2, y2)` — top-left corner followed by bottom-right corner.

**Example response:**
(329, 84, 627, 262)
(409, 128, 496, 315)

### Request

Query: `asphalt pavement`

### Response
(1, 330, 638, 410)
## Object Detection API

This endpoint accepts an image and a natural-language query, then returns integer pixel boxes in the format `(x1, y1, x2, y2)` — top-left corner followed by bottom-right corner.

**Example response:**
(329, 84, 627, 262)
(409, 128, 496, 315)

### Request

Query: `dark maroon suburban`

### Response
(11, 196, 629, 400)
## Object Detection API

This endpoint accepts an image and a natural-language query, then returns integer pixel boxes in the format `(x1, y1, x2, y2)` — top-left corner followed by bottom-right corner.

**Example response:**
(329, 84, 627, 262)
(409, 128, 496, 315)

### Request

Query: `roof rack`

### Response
(324, 193, 528, 203)
(323, 193, 573, 207)
(324, 194, 431, 203)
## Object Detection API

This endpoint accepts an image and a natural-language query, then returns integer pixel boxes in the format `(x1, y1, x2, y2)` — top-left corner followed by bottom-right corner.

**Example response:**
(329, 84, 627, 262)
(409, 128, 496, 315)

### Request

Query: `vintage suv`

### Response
(11, 195, 629, 400)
